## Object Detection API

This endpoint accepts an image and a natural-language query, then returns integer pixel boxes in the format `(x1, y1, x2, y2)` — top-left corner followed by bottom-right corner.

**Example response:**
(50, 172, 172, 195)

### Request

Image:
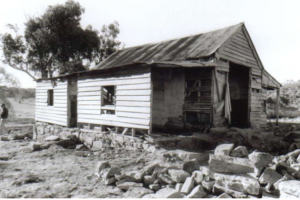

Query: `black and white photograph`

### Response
(0, 0, 300, 198)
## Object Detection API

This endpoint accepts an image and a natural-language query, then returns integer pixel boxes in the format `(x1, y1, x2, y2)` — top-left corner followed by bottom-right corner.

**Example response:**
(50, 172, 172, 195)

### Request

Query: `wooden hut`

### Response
(35, 23, 281, 134)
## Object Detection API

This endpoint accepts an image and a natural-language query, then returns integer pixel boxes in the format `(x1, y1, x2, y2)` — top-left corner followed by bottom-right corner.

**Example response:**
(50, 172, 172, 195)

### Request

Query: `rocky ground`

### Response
(1, 124, 300, 198)
(0, 138, 156, 198)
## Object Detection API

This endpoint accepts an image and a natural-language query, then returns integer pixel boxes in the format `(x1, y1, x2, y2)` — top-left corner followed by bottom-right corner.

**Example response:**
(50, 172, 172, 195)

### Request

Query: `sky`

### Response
(0, 0, 300, 88)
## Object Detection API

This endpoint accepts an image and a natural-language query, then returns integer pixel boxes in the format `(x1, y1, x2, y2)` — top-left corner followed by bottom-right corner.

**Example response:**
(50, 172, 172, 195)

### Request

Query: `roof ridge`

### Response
(119, 22, 244, 51)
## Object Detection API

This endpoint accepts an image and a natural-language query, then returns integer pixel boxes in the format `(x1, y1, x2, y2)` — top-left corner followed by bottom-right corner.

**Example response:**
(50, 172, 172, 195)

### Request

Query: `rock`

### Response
(13, 134, 25, 140)
(278, 180, 300, 198)
(280, 191, 299, 198)
(106, 167, 121, 178)
(95, 161, 110, 177)
(217, 193, 232, 198)
(0, 136, 10, 141)
(182, 159, 199, 174)
(168, 149, 209, 162)
(158, 173, 175, 185)
(155, 188, 182, 198)
(117, 182, 143, 191)
(143, 175, 155, 185)
(215, 144, 234, 155)
(192, 170, 203, 184)
(44, 135, 60, 141)
(175, 183, 183, 192)
(168, 169, 190, 183)
(144, 162, 159, 174)
(116, 177, 135, 186)
(0, 154, 10, 161)
(259, 168, 282, 185)
(127, 170, 145, 182)
(181, 177, 194, 194)
(32, 143, 42, 151)
(262, 191, 278, 199)
(249, 151, 273, 168)
(212, 184, 248, 198)
(209, 154, 254, 174)
(230, 146, 248, 158)
(149, 183, 161, 191)
(200, 166, 216, 180)
(104, 177, 116, 185)
(40, 143, 51, 150)
(214, 173, 260, 195)
(202, 180, 215, 191)
(274, 174, 295, 189)
(186, 185, 207, 198)
(285, 149, 300, 160)
(115, 174, 127, 181)
(56, 139, 76, 149)
(92, 140, 103, 150)
(75, 144, 86, 151)
(124, 187, 153, 198)
(74, 151, 87, 157)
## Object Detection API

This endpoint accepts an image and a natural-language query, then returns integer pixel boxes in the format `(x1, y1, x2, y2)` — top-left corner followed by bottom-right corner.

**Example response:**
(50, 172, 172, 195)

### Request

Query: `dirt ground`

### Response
(7, 98, 35, 119)
(0, 139, 156, 198)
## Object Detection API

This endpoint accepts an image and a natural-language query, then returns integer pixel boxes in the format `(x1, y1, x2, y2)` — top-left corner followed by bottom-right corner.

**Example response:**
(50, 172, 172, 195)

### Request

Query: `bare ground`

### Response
(0, 139, 155, 198)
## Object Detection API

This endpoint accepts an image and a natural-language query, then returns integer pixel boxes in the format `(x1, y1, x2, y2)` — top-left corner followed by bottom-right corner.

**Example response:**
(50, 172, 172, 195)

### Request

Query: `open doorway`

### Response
(228, 63, 250, 128)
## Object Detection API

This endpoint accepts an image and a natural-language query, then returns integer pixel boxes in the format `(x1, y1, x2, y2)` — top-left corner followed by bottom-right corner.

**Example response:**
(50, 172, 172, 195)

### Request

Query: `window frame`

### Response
(47, 89, 54, 106)
(101, 85, 116, 115)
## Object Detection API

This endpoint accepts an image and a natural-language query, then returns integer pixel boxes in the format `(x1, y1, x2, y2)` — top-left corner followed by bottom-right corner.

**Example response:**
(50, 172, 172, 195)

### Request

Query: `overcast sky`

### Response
(0, 0, 300, 88)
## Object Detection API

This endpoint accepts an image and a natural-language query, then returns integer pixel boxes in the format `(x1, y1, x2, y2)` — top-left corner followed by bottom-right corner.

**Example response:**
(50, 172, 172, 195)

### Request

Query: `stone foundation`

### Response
(35, 122, 155, 152)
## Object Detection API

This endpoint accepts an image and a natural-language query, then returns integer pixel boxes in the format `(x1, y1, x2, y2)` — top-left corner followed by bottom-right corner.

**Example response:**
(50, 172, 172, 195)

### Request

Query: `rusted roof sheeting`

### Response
(95, 23, 243, 70)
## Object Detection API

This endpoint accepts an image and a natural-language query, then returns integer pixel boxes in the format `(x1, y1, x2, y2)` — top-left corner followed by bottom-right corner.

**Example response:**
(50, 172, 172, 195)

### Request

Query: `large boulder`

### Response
(212, 184, 248, 198)
(186, 185, 207, 198)
(274, 174, 295, 190)
(182, 159, 199, 174)
(215, 144, 234, 155)
(278, 180, 300, 198)
(181, 177, 195, 194)
(155, 188, 182, 198)
(168, 169, 190, 183)
(209, 154, 254, 174)
(95, 161, 110, 177)
(167, 149, 209, 162)
(214, 173, 260, 196)
(230, 146, 248, 158)
(192, 171, 204, 184)
(248, 151, 273, 168)
(217, 193, 232, 198)
(124, 187, 153, 198)
(259, 168, 282, 185)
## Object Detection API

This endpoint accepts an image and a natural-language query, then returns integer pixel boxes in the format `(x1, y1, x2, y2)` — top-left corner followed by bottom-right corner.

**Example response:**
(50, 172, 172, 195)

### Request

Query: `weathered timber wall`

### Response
(35, 79, 68, 126)
(152, 68, 185, 126)
(77, 67, 151, 130)
(217, 27, 262, 72)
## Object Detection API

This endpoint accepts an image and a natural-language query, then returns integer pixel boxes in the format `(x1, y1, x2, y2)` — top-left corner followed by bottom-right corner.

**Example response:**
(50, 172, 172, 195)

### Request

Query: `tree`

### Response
(0, 0, 121, 80)
(0, 66, 20, 117)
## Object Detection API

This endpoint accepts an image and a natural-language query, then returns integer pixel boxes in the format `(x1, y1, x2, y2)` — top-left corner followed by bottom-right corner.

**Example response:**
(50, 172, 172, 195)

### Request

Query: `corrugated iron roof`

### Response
(95, 23, 243, 69)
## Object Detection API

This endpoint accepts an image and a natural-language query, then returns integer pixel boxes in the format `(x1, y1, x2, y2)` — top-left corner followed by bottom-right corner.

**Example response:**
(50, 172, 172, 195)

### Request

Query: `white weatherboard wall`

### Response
(77, 71, 151, 130)
(35, 80, 68, 126)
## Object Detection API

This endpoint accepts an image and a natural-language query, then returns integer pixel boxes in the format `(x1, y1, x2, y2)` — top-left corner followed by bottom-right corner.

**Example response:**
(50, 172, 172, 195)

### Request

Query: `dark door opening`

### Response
(228, 63, 250, 128)
(70, 95, 77, 127)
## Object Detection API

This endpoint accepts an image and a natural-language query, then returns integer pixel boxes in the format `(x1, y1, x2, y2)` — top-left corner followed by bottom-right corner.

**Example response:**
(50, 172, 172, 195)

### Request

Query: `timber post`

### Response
(276, 88, 280, 126)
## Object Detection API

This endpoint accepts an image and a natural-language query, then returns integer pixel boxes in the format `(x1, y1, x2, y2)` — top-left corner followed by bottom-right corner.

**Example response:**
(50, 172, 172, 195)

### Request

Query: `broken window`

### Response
(101, 86, 116, 115)
(47, 90, 54, 106)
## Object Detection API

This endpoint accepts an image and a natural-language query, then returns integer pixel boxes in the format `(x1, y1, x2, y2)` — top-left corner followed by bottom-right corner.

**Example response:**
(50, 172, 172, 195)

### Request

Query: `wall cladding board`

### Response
(77, 68, 151, 130)
(152, 68, 185, 126)
(35, 80, 68, 126)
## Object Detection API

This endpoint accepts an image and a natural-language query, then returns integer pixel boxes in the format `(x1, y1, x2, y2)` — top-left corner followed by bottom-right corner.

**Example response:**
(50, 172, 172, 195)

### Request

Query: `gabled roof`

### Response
(95, 23, 243, 69)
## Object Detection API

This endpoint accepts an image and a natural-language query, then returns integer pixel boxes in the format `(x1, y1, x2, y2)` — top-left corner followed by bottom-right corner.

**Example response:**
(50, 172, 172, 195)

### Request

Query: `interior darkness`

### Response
(229, 63, 250, 128)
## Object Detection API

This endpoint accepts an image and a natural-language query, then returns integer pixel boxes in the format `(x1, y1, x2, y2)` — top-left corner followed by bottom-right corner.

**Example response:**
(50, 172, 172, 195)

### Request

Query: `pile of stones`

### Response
(96, 143, 300, 198)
